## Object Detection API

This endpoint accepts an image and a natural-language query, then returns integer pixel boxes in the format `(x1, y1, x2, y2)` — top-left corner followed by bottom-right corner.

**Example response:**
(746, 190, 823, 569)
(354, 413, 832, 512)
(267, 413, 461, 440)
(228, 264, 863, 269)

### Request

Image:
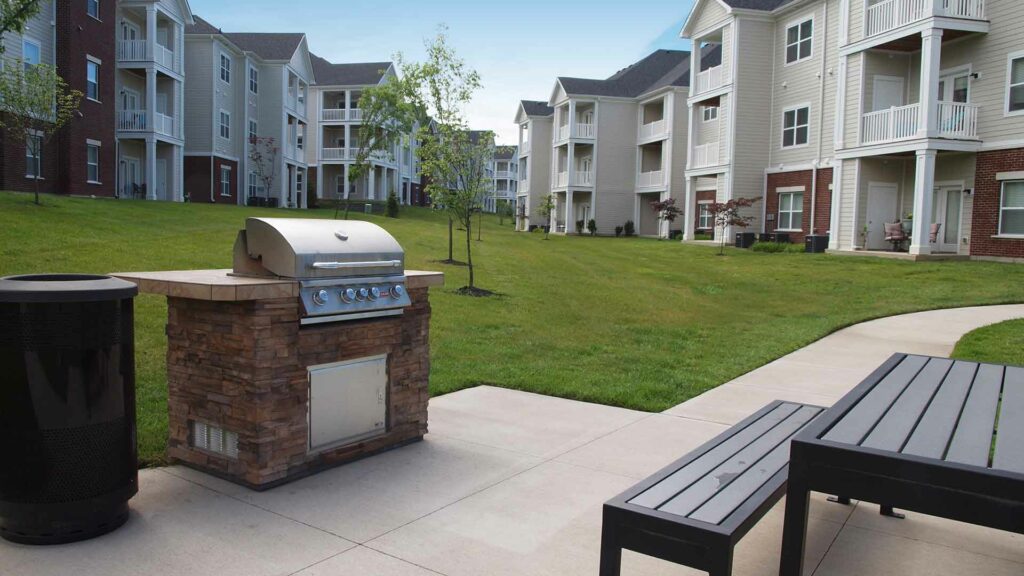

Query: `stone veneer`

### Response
(164, 287, 432, 490)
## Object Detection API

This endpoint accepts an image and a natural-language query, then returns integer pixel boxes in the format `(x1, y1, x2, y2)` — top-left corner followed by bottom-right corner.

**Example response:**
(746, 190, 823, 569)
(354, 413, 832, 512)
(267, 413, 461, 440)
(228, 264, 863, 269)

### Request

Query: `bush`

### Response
(615, 226, 624, 237)
(575, 219, 585, 235)
(587, 219, 597, 236)
(669, 231, 682, 241)
(695, 232, 713, 241)
(623, 220, 636, 237)
(385, 192, 400, 218)
(751, 241, 806, 254)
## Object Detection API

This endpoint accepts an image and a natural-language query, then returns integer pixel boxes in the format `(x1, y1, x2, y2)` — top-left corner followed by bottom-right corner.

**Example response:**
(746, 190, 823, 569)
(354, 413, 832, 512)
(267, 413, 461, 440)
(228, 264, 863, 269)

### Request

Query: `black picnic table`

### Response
(779, 353, 1024, 575)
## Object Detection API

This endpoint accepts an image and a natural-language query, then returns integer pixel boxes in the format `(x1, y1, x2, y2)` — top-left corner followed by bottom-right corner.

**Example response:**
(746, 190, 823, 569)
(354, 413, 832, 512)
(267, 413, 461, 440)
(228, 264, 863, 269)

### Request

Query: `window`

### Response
(22, 39, 40, 70)
(785, 19, 813, 64)
(87, 142, 100, 183)
(782, 106, 810, 147)
(220, 166, 232, 197)
(86, 59, 100, 101)
(248, 170, 259, 197)
(87, 0, 100, 19)
(219, 54, 231, 83)
(1007, 52, 1024, 115)
(219, 111, 230, 139)
(1000, 181, 1024, 236)
(248, 66, 258, 94)
(248, 119, 257, 142)
(702, 105, 719, 122)
(25, 133, 42, 178)
(698, 203, 713, 230)
(778, 191, 804, 230)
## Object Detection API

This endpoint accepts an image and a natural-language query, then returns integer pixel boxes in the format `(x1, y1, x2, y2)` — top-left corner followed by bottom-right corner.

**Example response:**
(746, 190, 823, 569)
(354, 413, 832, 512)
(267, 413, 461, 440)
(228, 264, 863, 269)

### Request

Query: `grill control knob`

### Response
(391, 285, 405, 299)
(369, 287, 381, 300)
(341, 288, 356, 303)
(312, 289, 329, 306)
(357, 288, 369, 301)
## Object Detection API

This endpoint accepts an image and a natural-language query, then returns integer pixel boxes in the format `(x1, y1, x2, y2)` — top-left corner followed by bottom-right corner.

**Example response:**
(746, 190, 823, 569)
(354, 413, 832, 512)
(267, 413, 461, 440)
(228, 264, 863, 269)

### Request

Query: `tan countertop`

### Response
(110, 269, 444, 301)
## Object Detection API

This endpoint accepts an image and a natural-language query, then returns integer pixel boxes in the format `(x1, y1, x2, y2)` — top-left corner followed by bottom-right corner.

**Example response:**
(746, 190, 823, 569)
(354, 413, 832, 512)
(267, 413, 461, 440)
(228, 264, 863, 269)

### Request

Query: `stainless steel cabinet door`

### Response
(308, 354, 387, 452)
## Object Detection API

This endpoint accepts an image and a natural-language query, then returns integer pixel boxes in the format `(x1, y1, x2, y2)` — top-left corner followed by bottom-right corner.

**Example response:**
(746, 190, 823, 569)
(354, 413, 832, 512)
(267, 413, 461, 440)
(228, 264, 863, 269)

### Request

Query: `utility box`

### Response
(735, 232, 756, 249)
(805, 235, 830, 253)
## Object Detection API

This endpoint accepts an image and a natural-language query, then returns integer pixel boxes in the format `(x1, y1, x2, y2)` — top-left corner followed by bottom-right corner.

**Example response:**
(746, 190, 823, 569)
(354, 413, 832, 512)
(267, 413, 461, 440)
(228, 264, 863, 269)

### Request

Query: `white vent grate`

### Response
(191, 421, 239, 459)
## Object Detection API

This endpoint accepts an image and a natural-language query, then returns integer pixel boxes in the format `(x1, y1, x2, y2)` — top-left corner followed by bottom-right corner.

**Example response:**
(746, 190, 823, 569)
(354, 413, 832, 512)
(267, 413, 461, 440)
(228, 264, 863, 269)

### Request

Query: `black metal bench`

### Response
(600, 401, 824, 576)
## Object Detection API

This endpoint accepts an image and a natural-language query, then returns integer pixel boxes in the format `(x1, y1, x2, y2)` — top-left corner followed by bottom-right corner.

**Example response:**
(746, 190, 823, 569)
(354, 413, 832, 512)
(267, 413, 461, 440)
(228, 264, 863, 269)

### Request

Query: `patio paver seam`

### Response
(810, 501, 863, 576)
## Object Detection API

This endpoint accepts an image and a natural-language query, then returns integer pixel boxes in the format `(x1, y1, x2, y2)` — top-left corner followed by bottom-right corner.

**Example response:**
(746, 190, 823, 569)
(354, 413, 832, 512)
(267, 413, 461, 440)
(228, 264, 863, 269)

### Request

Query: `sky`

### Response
(190, 0, 697, 144)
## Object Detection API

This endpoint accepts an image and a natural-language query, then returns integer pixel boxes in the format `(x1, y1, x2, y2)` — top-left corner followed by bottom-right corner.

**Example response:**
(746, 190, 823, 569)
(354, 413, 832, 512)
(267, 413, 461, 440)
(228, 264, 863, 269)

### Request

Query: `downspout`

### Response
(210, 157, 215, 203)
(812, 0, 830, 235)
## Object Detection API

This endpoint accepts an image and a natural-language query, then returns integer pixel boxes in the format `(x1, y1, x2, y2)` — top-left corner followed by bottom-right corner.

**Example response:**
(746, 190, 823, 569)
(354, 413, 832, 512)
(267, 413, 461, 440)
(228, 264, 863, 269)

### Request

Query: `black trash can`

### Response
(0, 274, 139, 545)
(735, 232, 756, 249)
(805, 234, 830, 253)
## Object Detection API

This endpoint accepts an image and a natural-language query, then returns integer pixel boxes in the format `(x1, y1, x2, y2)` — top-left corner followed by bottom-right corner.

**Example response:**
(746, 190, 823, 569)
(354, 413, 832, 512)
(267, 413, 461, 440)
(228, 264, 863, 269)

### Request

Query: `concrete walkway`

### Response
(3, 305, 1024, 576)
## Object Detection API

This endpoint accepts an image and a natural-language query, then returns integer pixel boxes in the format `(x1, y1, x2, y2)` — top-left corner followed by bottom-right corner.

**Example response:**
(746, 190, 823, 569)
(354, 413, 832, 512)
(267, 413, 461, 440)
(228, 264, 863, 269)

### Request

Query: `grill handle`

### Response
(310, 260, 402, 270)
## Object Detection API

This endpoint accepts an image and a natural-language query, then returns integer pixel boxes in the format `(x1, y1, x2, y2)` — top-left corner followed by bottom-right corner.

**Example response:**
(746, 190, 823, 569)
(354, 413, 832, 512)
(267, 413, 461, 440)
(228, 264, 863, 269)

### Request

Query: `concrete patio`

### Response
(3, 304, 1023, 576)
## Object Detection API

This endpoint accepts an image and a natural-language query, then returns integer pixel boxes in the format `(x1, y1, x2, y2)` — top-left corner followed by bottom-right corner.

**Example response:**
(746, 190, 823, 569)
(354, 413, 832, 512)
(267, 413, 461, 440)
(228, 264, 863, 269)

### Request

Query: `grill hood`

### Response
(234, 218, 405, 279)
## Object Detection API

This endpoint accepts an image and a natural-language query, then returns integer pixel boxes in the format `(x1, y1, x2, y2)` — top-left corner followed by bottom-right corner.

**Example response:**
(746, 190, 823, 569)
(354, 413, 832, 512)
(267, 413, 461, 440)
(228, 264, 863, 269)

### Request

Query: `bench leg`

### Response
(709, 547, 734, 576)
(598, 522, 621, 576)
(779, 477, 810, 576)
(827, 496, 851, 505)
(880, 505, 905, 519)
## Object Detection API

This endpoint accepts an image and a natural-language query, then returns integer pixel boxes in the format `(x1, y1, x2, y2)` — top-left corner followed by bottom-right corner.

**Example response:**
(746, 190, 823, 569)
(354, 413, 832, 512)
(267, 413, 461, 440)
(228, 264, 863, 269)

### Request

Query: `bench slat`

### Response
(945, 364, 1003, 468)
(862, 358, 953, 451)
(993, 366, 1024, 474)
(823, 355, 928, 445)
(657, 406, 820, 519)
(628, 403, 800, 510)
(689, 407, 821, 525)
(902, 361, 977, 459)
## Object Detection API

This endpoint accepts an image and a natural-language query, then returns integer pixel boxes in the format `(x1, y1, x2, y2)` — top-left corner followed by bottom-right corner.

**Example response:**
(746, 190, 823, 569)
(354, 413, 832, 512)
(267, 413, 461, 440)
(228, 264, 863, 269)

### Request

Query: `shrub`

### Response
(385, 191, 399, 218)
(669, 231, 682, 241)
(751, 241, 807, 254)
(587, 219, 597, 236)
(695, 233, 713, 241)
(623, 220, 636, 237)
(615, 226, 624, 237)
(575, 220, 585, 235)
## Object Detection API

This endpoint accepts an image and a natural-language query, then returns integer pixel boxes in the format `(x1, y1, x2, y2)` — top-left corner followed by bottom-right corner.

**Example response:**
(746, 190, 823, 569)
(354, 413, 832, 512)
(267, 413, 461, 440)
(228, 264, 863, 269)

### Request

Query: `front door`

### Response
(931, 186, 962, 253)
(121, 157, 140, 198)
(866, 182, 899, 250)
(938, 72, 970, 103)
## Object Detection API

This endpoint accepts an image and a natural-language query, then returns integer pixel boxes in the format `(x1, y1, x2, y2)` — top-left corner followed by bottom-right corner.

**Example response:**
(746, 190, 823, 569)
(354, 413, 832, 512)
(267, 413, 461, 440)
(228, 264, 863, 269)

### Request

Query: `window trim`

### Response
(87, 0, 101, 20)
(22, 38, 41, 69)
(86, 56, 101, 102)
(25, 130, 43, 179)
(697, 201, 714, 230)
(86, 141, 102, 184)
(784, 15, 814, 66)
(248, 119, 258, 142)
(248, 65, 258, 95)
(781, 103, 812, 149)
(218, 109, 230, 140)
(702, 105, 719, 122)
(777, 189, 805, 232)
(219, 52, 231, 84)
(998, 180, 1024, 238)
(220, 165, 232, 197)
(1005, 50, 1024, 117)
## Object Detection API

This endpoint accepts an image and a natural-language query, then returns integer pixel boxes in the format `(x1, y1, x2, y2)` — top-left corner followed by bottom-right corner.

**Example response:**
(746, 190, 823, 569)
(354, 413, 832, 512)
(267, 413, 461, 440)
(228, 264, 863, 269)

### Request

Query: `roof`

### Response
(468, 130, 494, 145)
(309, 53, 392, 87)
(555, 48, 719, 100)
(520, 100, 554, 117)
(186, 15, 220, 35)
(494, 145, 517, 160)
(720, 0, 795, 9)
(186, 15, 304, 61)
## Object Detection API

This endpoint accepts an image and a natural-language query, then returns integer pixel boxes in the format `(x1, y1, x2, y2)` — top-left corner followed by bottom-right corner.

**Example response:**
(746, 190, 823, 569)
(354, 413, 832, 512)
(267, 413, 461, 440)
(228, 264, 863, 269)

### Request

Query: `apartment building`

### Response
(114, 0, 192, 201)
(514, 100, 554, 231)
(681, 0, 1024, 261)
(484, 145, 518, 213)
(184, 17, 313, 208)
(0, 0, 118, 197)
(542, 49, 696, 237)
(305, 56, 420, 206)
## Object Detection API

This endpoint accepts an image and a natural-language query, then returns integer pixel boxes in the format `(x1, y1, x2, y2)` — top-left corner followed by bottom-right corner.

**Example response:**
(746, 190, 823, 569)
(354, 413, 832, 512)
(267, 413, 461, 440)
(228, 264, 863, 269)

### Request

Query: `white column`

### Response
(829, 162, 843, 250)
(689, 35, 700, 98)
(175, 145, 184, 202)
(342, 164, 350, 201)
(566, 190, 574, 233)
(316, 164, 324, 204)
(683, 177, 695, 240)
(345, 90, 351, 117)
(567, 143, 575, 187)
(368, 168, 376, 200)
(145, 138, 157, 200)
(568, 100, 576, 138)
(909, 149, 936, 255)
(918, 29, 943, 138)
(300, 168, 307, 209)
(145, 6, 157, 60)
(145, 67, 157, 134)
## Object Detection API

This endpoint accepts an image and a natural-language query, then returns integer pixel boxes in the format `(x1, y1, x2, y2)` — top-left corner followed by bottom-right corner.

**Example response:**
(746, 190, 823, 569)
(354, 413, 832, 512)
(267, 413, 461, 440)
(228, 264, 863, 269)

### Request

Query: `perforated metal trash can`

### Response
(0, 274, 139, 545)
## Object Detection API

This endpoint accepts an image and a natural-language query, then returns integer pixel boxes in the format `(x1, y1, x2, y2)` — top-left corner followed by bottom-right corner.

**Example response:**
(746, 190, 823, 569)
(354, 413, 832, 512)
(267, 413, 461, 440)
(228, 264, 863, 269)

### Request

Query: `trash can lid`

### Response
(0, 274, 138, 303)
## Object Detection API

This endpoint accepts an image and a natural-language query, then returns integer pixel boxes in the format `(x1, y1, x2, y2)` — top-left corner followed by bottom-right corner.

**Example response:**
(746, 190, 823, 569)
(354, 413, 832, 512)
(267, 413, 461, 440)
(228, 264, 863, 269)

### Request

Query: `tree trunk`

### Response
(476, 210, 482, 241)
(34, 174, 40, 205)
(448, 216, 454, 262)
(466, 217, 474, 288)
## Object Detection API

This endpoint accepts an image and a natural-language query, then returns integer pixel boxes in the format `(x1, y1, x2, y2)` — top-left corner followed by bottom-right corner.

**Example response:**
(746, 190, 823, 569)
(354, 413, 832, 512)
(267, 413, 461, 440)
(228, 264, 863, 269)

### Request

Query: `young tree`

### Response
(0, 61, 81, 205)
(1, 1, 43, 53)
(706, 197, 759, 255)
(248, 136, 279, 206)
(537, 194, 555, 240)
(650, 197, 682, 239)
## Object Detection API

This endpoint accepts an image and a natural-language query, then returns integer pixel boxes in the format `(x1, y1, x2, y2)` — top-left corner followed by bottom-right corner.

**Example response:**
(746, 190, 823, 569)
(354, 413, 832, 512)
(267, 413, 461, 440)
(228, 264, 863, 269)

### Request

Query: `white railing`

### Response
(638, 170, 664, 188)
(692, 143, 720, 168)
(154, 112, 174, 137)
(555, 171, 568, 187)
(154, 44, 174, 70)
(496, 171, 514, 179)
(349, 108, 363, 121)
(861, 103, 920, 144)
(575, 123, 595, 138)
(321, 147, 353, 161)
(574, 170, 593, 186)
(321, 109, 345, 121)
(285, 143, 297, 160)
(520, 179, 530, 193)
(695, 65, 724, 95)
(865, 0, 985, 38)
(640, 119, 667, 140)
(117, 109, 147, 131)
(118, 40, 147, 62)
(937, 101, 979, 139)
(557, 124, 570, 141)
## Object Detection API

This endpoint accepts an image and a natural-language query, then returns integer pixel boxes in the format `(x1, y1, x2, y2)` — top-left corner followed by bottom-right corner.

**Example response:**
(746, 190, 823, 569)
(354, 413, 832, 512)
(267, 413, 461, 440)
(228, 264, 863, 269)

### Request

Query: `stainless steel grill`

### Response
(233, 218, 411, 325)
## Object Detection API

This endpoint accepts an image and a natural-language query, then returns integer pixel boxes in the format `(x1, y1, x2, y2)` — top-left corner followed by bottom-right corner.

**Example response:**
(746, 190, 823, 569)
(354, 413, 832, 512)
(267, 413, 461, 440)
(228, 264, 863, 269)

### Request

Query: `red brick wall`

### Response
(185, 155, 241, 205)
(972, 148, 1024, 259)
(55, 0, 116, 197)
(0, 113, 60, 195)
(764, 168, 833, 243)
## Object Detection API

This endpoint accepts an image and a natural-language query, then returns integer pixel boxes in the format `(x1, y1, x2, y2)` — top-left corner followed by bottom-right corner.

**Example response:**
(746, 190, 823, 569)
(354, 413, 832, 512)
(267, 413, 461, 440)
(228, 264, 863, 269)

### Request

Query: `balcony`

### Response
(574, 170, 593, 186)
(639, 120, 667, 141)
(154, 112, 176, 138)
(117, 40, 179, 72)
(864, 0, 986, 39)
(557, 125, 570, 141)
(861, 103, 920, 144)
(520, 178, 530, 193)
(321, 147, 354, 161)
(495, 171, 513, 179)
(320, 109, 362, 122)
(692, 143, 720, 169)
(694, 65, 724, 95)
(575, 123, 595, 139)
(638, 170, 664, 188)
(937, 101, 979, 139)
(117, 109, 147, 132)
(555, 172, 568, 188)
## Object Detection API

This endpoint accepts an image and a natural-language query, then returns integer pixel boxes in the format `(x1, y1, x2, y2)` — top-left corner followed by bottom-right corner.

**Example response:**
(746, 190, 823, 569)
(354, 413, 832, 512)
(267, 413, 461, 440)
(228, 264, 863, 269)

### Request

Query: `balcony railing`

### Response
(861, 103, 920, 144)
(864, 0, 985, 39)
(576, 123, 595, 138)
(692, 143, 720, 168)
(117, 109, 147, 131)
(695, 65, 724, 95)
(937, 101, 979, 139)
(520, 179, 530, 193)
(118, 40, 147, 62)
(574, 170, 593, 186)
(321, 147, 354, 161)
(555, 171, 568, 187)
(154, 112, 175, 137)
(154, 44, 174, 70)
(349, 108, 363, 121)
(557, 125, 570, 141)
(495, 171, 513, 179)
(640, 119, 667, 140)
(322, 109, 345, 122)
(638, 170, 664, 188)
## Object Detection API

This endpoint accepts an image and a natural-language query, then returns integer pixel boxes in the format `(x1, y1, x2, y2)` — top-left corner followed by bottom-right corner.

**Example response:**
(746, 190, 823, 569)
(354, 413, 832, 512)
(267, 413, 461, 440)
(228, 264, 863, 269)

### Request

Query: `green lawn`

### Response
(3, 191, 1024, 465)
(952, 319, 1024, 366)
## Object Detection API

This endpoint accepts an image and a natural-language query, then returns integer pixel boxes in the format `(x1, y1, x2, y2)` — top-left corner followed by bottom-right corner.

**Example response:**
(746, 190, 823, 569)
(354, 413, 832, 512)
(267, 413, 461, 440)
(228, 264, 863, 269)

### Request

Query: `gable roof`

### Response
(551, 47, 720, 102)
(494, 145, 517, 160)
(186, 15, 220, 35)
(721, 0, 795, 9)
(520, 100, 554, 117)
(309, 54, 393, 87)
(186, 15, 305, 62)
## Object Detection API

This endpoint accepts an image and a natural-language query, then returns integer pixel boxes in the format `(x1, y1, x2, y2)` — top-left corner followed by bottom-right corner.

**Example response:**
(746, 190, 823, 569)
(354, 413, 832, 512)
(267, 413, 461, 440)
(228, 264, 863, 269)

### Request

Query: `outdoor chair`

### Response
(883, 222, 906, 251)
(929, 223, 942, 244)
